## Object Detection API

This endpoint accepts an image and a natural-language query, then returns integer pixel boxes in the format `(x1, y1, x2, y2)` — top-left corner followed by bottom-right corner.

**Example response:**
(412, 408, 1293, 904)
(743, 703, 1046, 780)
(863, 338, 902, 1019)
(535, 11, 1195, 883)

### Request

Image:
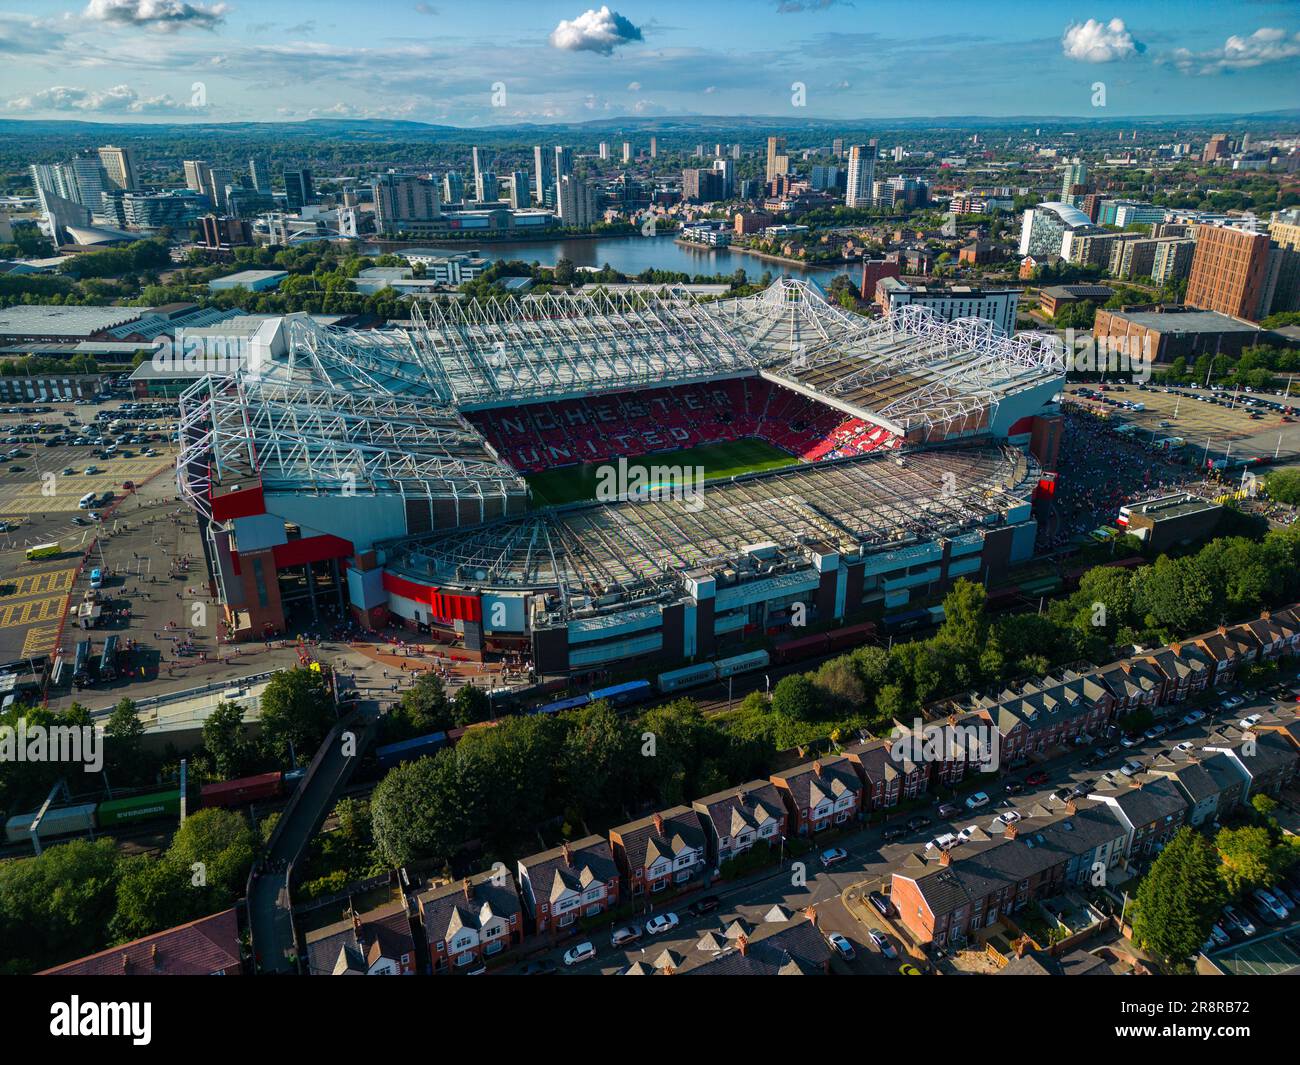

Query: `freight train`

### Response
(3, 768, 306, 847)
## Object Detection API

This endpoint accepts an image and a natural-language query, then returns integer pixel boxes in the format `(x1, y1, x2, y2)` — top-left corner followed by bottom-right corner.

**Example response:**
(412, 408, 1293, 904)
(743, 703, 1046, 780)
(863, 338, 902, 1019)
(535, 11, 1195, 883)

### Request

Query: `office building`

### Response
(557, 175, 597, 227)
(206, 167, 235, 214)
(443, 171, 465, 205)
(373, 171, 442, 234)
(1186, 224, 1271, 320)
(475, 170, 499, 203)
(877, 278, 1019, 336)
(1202, 134, 1231, 163)
(199, 215, 253, 250)
(283, 169, 315, 211)
(97, 145, 137, 192)
(123, 190, 207, 230)
(810, 165, 841, 192)
(712, 158, 735, 197)
(1264, 208, 1300, 315)
(845, 142, 877, 209)
(225, 189, 276, 219)
(765, 136, 789, 185)
(682, 168, 724, 203)
(831, 137, 844, 158)
(471, 147, 488, 187)
(70, 153, 108, 214)
(622, 142, 632, 164)
(1060, 160, 1088, 202)
(533, 146, 553, 204)
(554, 146, 574, 182)
(508, 170, 531, 210)
(1019, 202, 1100, 259)
(183, 160, 211, 195)
(249, 157, 272, 194)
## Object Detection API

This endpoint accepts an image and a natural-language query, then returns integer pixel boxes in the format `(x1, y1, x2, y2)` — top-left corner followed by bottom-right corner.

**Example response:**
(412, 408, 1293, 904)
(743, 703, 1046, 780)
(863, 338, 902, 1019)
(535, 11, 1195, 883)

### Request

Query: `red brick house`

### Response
(770, 756, 864, 835)
(417, 869, 522, 973)
(516, 835, 620, 939)
(304, 898, 418, 975)
(609, 807, 708, 897)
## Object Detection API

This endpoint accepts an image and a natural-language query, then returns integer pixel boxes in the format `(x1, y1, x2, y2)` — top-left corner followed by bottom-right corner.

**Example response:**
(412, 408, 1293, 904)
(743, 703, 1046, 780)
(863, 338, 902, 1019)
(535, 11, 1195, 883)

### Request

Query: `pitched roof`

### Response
(611, 806, 706, 872)
(683, 918, 831, 976)
(692, 780, 785, 841)
(773, 756, 863, 809)
(39, 908, 241, 976)
(518, 834, 618, 905)
(417, 869, 521, 942)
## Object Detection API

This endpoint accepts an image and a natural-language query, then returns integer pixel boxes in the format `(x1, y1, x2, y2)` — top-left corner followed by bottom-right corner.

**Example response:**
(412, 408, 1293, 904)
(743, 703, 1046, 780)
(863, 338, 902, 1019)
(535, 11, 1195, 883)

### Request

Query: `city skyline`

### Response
(1, 1, 1298, 126)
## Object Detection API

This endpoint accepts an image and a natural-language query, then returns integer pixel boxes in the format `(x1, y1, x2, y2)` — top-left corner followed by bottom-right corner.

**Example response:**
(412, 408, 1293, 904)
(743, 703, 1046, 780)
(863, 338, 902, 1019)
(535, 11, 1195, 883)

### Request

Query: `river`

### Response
(362, 233, 855, 285)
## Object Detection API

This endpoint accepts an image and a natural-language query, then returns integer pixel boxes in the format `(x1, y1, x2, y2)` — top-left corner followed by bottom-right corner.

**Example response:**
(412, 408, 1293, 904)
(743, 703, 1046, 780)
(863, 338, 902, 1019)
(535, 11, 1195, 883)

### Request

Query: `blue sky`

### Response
(1, 1, 1297, 124)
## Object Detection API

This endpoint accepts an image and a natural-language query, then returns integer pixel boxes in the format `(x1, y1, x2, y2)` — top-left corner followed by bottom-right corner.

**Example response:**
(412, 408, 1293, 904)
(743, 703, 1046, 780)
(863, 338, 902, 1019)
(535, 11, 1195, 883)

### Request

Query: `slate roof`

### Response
(416, 869, 521, 942)
(683, 918, 831, 976)
(611, 805, 707, 873)
(518, 834, 618, 905)
(40, 908, 241, 975)
(692, 780, 785, 842)
(304, 899, 415, 976)
(773, 756, 863, 810)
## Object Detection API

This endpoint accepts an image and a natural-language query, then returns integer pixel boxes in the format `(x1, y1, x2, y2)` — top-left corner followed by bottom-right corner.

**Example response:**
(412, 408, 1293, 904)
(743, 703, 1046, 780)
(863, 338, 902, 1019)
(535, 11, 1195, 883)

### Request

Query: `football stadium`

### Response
(178, 278, 1065, 677)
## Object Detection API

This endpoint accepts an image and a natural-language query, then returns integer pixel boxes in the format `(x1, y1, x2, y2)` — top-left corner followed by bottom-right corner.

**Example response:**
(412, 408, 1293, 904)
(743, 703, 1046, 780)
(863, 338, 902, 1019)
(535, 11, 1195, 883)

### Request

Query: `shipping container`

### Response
(656, 662, 718, 692)
(825, 622, 877, 653)
(716, 649, 770, 678)
(588, 680, 653, 707)
(5, 803, 98, 844)
(200, 771, 283, 808)
(772, 632, 831, 665)
(882, 609, 929, 633)
(534, 693, 591, 715)
(374, 731, 448, 771)
(96, 788, 182, 828)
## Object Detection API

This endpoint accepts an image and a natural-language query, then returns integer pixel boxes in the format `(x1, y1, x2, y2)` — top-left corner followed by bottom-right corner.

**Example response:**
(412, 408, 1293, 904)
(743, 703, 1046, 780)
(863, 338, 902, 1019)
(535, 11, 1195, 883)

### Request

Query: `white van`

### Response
(78, 492, 95, 509)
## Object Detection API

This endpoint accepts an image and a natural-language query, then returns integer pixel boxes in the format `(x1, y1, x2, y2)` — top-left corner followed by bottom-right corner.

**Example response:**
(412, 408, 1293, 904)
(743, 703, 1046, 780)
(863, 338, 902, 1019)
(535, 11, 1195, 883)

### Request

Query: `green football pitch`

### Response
(525, 437, 798, 507)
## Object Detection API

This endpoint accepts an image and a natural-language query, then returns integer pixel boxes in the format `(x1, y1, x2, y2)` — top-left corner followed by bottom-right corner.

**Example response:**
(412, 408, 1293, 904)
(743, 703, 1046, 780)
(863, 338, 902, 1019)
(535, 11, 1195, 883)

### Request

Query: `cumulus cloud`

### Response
(550, 6, 642, 55)
(84, 0, 227, 30)
(6, 83, 201, 113)
(1061, 17, 1141, 63)
(1169, 27, 1300, 75)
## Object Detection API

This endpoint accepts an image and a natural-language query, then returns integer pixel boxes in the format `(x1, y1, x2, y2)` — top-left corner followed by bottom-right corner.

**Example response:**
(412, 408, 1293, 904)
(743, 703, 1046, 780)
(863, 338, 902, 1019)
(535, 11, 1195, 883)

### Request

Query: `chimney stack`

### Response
(122, 954, 130, 973)
(803, 905, 818, 927)
(653, 813, 665, 836)
(462, 877, 472, 901)
(737, 935, 749, 956)
(939, 848, 952, 866)
(1065, 799, 1078, 815)
(151, 943, 160, 969)
(562, 841, 573, 868)
(813, 759, 823, 777)
(1005, 823, 1019, 840)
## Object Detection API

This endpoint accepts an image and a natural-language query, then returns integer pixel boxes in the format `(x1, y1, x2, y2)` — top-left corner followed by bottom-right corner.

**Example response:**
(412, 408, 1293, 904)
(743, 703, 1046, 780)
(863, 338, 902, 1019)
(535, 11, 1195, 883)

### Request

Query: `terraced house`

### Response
(516, 836, 621, 940)
(843, 735, 930, 809)
(1192, 625, 1259, 686)
(417, 871, 522, 973)
(973, 667, 1114, 763)
(889, 802, 1129, 948)
(304, 900, 417, 976)
(609, 807, 708, 897)
(692, 780, 787, 869)
(1240, 608, 1300, 661)
(1086, 776, 1188, 859)
(771, 756, 864, 835)
(1140, 641, 1214, 703)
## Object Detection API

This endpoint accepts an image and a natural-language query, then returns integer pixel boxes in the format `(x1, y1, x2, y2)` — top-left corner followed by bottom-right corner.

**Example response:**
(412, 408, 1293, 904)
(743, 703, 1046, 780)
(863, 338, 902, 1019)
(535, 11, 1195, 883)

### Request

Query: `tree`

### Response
(388, 672, 453, 738)
(258, 667, 334, 765)
(771, 674, 820, 720)
(371, 753, 466, 867)
(452, 682, 492, 727)
(937, 579, 989, 656)
(1131, 827, 1223, 968)
(0, 839, 121, 973)
(105, 697, 149, 783)
(558, 700, 639, 826)
(202, 700, 251, 780)
(1216, 825, 1280, 898)
(811, 656, 865, 713)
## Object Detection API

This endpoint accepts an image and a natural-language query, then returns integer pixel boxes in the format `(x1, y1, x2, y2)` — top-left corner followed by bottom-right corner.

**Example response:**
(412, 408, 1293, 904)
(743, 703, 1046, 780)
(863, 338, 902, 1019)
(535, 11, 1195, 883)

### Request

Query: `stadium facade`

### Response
(178, 279, 1065, 676)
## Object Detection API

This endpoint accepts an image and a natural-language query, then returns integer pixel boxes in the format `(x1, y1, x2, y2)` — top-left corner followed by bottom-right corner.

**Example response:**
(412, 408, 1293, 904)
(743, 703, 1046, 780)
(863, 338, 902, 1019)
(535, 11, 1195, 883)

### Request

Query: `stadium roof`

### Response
(383, 443, 1038, 617)
(1035, 202, 1095, 228)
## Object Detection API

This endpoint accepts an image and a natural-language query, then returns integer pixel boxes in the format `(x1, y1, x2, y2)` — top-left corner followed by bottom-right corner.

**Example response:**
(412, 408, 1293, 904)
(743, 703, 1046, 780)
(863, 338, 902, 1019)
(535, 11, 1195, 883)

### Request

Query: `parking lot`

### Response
(1067, 382, 1300, 469)
(0, 395, 180, 669)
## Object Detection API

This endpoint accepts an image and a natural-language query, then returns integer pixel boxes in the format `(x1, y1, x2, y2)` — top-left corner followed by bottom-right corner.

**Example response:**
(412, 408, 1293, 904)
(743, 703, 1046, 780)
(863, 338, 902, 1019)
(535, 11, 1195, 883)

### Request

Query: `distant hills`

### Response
(1, 109, 1298, 143)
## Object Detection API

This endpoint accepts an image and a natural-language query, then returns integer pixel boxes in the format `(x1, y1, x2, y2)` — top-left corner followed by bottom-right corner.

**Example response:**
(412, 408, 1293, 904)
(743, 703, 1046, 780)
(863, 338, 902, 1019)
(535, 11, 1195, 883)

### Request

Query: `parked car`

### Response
(1222, 904, 1256, 938)
(1120, 759, 1144, 777)
(1222, 695, 1245, 710)
(1205, 923, 1231, 949)
(1174, 741, 1195, 753)
(937, 802, 961, 819)
(868, 929, 898, 959)
(1253, 888, 1289, 921)
(906, 815, 932, 832)
(926, 833, 959, 852)
(898, 962, 924, 976)
(826, 932, 856, 961)
(1239, 713, 1263, 731)
(881, 826, 906, 842)
(610, 925, 643, 948)
(520, 958, 557, 975)
(1120, 734, 1140, 748)
(1003, 780, 1024, 795)
(993, 810, 1022, 827)
(645, 913, 679, 936)
(1024, 770, 1049, 786)
(868, 890, 894, 918)
(820, 847, 848, 868)
(1070, 781, 1092, 798)
(965, 791, 990, 810)
(562, 942, 596, 967)
(1181, 709, 1206, 726)
(688, 895, 721, 917)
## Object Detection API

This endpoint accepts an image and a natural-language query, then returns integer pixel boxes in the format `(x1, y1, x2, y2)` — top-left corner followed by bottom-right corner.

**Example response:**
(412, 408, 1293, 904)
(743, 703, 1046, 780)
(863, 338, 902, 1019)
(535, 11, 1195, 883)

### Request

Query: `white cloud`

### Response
(626, 80, 641, 91)
(84, 0, 226, 31)
(1169, 27, 1300, 75)
(6, 82, 201, 113)
(1061, 17, 1140, 63)
(550, 6, 643, 55)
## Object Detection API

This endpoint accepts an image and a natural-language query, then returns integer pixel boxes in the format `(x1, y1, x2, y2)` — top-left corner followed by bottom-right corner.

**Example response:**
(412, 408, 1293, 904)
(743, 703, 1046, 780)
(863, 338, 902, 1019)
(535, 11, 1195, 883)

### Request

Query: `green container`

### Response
(96, 789, 181, 828)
